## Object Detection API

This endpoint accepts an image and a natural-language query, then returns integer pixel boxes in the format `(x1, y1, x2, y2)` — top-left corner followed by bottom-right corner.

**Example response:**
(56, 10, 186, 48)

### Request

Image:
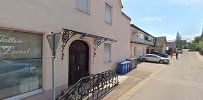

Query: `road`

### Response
(128, 50, 203, 100)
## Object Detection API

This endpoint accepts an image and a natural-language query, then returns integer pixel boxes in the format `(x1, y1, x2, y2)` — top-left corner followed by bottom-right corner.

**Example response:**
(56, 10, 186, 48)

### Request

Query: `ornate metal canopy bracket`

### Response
(93, 37, 108, 58)
(80, 33, 87, 39)
(61, 30, 76, 60)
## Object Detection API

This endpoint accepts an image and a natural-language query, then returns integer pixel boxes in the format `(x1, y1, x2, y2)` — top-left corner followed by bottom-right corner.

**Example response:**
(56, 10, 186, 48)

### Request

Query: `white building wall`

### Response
(0, 0, 131, 92)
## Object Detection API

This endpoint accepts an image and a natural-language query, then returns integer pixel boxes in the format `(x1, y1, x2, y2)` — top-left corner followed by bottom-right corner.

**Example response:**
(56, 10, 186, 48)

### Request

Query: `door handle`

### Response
(77, 66, 79, 70)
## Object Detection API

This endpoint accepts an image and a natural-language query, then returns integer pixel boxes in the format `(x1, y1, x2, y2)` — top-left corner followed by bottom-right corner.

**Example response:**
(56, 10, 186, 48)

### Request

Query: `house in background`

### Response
(167, 40, 176, 52)
(130, 24, 156, 58)
(0, 0, 131, 99)
(154, 37, 167, 53)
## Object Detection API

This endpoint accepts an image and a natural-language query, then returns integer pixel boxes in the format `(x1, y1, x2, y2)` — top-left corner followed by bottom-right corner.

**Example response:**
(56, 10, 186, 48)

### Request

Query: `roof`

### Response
(130, 24, 155, 38)
(155, 37, 167, 47)
(121, 11, 131, 21)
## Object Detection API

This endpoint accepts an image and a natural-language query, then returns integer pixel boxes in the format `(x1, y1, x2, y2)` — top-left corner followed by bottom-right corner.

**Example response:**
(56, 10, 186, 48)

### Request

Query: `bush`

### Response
(189, 45, 199, 51)
(199, 48, 203, 55)
(183, 44, 190, 49)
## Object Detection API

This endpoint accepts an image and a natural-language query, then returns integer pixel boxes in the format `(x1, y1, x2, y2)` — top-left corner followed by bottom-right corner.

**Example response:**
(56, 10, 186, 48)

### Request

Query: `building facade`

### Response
(167, 40, 176, 51)
(0, 0, 131, 99)
(154, 37, 167, 53)
(130, 24, 156, 58)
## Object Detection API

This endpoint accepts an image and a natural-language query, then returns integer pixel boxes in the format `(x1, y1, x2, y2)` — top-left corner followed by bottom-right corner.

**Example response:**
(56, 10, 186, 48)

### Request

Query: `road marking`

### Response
(118, 66, 166, 100)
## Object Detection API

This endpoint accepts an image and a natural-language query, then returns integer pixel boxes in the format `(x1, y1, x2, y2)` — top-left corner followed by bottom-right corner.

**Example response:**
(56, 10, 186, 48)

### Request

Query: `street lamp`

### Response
(47, 32, 61, 100)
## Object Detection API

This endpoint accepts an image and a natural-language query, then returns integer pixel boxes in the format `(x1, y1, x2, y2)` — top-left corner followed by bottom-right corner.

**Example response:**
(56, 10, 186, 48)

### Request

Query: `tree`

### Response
(175, 31, 182, 48)
(200, 28, 203, 41)
(193, 36, 201, 43)
(176, 31, 182, 41)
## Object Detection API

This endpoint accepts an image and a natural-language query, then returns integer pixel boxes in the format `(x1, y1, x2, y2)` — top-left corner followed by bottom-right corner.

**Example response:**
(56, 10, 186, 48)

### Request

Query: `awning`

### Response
(60, 29, 117, 60)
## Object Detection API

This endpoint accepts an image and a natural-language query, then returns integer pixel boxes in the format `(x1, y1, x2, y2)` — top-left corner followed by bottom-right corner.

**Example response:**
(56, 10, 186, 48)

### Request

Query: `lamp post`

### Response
(47, 32, 61, 100)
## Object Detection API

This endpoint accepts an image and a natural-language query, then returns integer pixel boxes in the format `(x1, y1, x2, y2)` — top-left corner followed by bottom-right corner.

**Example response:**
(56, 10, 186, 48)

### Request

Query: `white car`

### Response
(176, 48, 183, 54)
(142, 54, 170, 64)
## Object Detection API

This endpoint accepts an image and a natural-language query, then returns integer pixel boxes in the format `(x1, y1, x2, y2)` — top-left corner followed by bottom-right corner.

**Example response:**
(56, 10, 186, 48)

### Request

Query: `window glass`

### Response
(104, 43, 111, 63)
(76, 0, 89, 13)
(105, 3, 112, 23)
(0, 29, 42, 99)
(134, 47, 136, 56)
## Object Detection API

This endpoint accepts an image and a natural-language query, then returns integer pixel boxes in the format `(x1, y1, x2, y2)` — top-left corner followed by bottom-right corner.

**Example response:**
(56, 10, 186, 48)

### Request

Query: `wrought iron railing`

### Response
(56, 70, 119, 100)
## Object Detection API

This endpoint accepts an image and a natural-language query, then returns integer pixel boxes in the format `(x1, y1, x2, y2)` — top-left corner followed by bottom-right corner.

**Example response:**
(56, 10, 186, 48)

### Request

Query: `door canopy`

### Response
(57, 29, 117, 61)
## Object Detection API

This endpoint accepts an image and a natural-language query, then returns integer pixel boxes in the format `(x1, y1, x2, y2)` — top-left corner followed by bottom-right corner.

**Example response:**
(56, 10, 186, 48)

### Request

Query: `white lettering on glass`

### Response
(0, 34, 31, 56)
(0, 46, 31, 55)
(0, 35, 23, 44)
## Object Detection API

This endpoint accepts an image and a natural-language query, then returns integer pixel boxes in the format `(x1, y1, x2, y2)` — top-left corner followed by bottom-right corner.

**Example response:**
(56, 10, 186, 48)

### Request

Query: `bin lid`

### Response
(121, 61, 128, 64)
(126, 57, 136, 60)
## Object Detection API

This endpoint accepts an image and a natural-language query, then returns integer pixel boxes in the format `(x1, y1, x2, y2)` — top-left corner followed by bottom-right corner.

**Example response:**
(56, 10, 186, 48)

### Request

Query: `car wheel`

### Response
(159, 60, 164, 64)
(142, 58, 146, 62)
(164, 60, 169, 64)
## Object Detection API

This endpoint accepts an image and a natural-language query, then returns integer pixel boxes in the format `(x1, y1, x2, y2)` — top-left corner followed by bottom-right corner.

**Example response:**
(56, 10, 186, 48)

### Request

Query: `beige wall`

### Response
(152, 46, 167, 53)
(0, 0, 131, 91)
(130, 43, 147, 58)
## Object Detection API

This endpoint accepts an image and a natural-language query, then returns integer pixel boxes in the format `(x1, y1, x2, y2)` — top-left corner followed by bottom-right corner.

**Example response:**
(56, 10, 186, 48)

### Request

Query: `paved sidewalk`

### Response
(103, 62, 166, 100)
(112, 50, 203, 100)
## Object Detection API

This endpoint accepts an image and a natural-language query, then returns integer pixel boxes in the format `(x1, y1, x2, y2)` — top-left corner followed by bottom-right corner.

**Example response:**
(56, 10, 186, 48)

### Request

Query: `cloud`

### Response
(138, 16, 163, 23)
(168, 0, 203, 5)
(182, 33, 201, 41)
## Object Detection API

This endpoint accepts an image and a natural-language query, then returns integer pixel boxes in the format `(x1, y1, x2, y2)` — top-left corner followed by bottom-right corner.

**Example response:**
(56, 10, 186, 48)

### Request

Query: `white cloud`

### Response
(138, 16, 163, 23)
(182, 33, 201, 41)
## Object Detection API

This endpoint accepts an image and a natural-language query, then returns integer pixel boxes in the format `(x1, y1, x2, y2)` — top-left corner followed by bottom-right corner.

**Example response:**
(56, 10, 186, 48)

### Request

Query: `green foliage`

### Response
(182, 44, 190, 49)
(199, 47, 203, 55)
(193, 36, 201, 43)
(176, 40, 187, 48)
(199, 41, 203, 48)
(189, 43, 199, 51)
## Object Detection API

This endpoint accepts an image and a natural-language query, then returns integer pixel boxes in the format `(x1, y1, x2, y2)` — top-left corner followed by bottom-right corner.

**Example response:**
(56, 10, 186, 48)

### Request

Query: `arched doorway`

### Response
(68, 40, 89, 86)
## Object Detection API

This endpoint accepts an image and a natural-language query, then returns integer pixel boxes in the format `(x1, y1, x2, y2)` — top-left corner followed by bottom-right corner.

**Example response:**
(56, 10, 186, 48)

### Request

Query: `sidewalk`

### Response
(103, 63, 166, 100)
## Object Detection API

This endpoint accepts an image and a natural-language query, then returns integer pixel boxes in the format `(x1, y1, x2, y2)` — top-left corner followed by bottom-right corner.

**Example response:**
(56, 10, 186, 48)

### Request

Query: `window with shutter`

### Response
(104, 43, 111, 63)
(105, 3, 112, 24)
(76, 0, 89, 14)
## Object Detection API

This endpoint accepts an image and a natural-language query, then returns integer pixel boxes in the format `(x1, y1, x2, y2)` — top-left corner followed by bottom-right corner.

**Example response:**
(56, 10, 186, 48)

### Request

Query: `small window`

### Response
(76, 0, 89, 13)
(104, 43, 111, 63)
(105, 3, 112, 24)
(134, 47, 136, 56)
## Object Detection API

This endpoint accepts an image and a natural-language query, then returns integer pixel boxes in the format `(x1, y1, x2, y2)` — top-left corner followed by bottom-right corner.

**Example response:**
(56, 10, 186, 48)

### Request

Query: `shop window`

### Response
(0, 29, 42, 99)
(104, 43, 111, 63)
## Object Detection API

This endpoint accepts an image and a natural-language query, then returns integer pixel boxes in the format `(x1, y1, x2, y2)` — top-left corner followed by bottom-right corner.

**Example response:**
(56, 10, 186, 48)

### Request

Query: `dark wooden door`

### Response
(69, 40, 89, 86)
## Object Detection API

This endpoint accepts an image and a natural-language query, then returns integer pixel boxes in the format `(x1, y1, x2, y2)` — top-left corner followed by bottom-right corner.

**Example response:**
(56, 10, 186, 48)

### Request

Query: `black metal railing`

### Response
(56, 70, 118, 100)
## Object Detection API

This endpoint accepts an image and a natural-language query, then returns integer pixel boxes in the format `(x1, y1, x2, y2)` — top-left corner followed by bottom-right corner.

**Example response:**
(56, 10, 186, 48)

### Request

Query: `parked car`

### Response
(142, 54, 170, 64)
(151, 51, 169, 58)
(176, 48, 183, 54)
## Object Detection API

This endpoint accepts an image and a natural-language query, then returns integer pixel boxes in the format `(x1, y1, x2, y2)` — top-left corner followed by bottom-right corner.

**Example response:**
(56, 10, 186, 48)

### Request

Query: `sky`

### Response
(121, 0, 203, 41)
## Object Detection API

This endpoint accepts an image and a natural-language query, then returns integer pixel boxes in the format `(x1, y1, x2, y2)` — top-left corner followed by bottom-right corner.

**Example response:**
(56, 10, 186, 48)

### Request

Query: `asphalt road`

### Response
(128, 50, 203, 100)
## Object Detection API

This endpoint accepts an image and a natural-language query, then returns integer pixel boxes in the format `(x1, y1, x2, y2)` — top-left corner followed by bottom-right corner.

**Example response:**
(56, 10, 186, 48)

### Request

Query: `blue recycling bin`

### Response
(117, 61, 128, 74)
(125, 61, 132, 72)
(128, 61, 132, 71)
